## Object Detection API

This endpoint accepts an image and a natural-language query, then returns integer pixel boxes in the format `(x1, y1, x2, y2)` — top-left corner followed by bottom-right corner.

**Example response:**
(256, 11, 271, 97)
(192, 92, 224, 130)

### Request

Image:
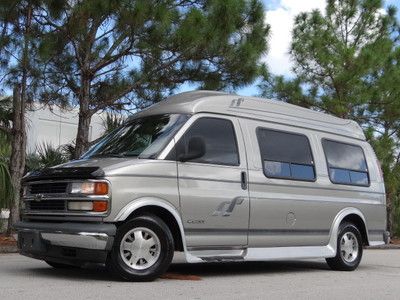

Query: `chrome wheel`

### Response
(340, 232, 359, 263)
(120, 227, 161, 270)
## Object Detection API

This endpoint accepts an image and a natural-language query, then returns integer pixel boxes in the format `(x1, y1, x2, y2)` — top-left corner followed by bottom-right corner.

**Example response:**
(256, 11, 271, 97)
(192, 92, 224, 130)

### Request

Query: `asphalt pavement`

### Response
(0, 250, 399, 299)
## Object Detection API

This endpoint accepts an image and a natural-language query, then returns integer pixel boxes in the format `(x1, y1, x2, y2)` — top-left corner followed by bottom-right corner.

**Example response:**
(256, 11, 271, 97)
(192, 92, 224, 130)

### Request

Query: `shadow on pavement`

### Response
(167, 260, 330, 278)
(17, 259, 330, 282)
(22, 264, 112, 281)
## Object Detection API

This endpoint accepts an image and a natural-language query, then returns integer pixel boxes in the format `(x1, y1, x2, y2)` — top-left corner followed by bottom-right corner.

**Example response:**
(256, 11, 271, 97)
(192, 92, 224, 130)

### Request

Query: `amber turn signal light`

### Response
(94, 182, 109, 195)
(93, 201, 108, 212)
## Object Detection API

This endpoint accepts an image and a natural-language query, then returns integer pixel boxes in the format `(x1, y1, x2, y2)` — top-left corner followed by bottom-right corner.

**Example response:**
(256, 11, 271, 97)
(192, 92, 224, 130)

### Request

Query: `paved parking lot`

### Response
(0, 250, 399, 300)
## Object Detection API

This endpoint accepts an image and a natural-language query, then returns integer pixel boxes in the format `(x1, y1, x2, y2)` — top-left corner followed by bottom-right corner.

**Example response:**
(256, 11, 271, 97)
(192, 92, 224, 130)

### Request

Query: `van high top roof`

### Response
(132, 90, 365, 140)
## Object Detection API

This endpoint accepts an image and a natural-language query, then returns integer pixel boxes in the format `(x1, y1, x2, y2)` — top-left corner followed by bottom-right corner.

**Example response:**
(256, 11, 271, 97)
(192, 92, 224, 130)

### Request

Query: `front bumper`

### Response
(14, 221, 116, 265)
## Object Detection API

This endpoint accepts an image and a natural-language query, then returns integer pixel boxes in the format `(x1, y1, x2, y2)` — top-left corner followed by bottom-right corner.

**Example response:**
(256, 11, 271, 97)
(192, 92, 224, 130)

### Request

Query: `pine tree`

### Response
(365, 44, 400, 235)
(258, 0, 400, 236)
(37, 0, 270, 158)
(0, 0, 47, 233)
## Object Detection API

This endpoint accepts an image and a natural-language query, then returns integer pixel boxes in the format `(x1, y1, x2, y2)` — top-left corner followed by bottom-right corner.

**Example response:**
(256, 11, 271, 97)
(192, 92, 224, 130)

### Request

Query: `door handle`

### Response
(241, 171, 247, 190)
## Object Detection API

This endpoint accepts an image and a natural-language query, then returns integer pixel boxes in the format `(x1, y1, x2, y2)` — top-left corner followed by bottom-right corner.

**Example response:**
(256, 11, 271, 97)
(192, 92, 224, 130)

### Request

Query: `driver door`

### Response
(167, 114, 250, 248)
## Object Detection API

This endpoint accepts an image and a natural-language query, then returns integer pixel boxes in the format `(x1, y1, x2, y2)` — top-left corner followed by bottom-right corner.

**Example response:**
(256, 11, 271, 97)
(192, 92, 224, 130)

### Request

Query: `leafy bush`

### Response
(0, 161, 13, 211)
(0, 133, 12, 211)
(26, 143, 69, 172)
(101, 112, 125, 135)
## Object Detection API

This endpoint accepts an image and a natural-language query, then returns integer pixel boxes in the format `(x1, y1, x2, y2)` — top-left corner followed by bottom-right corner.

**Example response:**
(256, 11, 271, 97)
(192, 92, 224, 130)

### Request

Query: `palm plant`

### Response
(36, 143, 68, 168)
(59, 143, 75, 161)
(101, 113, 125, 135)
(26, 143, 69, 172)
(83, 112, 126, 151)
(0, 132, 13, 211)
(0, 96, 13, 212)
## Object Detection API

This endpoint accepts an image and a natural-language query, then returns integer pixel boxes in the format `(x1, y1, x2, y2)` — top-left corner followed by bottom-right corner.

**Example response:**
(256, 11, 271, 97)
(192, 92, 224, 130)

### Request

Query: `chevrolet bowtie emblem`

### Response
(34, 194, 44, 202)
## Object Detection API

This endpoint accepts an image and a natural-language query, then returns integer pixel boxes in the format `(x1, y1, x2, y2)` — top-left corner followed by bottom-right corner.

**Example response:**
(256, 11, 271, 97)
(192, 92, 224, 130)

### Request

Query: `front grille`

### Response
(30, 182, 68, 194)
(27, 200, 66, 211)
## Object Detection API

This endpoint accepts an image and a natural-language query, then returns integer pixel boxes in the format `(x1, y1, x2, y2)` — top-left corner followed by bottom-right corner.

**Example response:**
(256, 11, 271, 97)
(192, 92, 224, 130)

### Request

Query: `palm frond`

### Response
(0, 96, 13, 135)
(0, 160, 13, 210)
(101, 112, 124, 135)
(26, 143, 69, 171)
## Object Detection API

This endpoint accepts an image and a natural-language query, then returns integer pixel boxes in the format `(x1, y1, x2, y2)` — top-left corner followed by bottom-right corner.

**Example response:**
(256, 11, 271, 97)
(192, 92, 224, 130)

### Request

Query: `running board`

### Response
(188, 248, 245, 262)
(244, 245, 335, 261)
(184, 245, 336, 263)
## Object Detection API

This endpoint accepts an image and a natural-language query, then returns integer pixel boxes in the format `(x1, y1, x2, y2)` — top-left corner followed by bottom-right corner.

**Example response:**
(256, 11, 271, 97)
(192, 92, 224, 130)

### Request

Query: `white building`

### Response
(26, 105, 107, 153)
(0, 106, 108, 230)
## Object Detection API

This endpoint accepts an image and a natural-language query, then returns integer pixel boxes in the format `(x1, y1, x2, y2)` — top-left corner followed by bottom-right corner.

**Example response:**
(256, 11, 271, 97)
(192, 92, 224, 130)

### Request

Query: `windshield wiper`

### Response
(91, 153, 126, 158)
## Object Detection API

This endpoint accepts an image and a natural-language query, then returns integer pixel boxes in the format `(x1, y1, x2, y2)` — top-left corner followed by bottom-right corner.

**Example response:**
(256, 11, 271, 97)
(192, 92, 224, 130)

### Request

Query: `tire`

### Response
(326, 222, 363, 271)
(107, 215, 174, 281)
(45, 261, 76, 269)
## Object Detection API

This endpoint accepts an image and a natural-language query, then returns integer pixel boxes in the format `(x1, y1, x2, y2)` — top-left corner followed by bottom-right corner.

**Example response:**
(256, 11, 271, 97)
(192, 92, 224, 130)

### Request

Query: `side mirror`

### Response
(178, 136, 206, 162)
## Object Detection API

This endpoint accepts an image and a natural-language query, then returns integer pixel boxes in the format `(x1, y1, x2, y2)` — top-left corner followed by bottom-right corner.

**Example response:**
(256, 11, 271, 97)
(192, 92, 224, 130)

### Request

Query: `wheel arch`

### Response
(341, 214, 369, 246)
(127, 205, 184, 252)
(114, 198, 185, 252)
(328, 208, 370, 253)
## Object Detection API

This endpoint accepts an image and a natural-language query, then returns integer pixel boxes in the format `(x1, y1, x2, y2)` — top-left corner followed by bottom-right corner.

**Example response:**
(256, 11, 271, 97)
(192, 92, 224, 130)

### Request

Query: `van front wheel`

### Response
(326, 222, 363, 271)
(107, 215, 174, 281)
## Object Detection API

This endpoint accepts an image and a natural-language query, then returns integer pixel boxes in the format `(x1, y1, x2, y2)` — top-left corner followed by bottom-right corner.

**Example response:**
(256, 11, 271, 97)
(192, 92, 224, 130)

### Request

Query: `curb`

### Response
(366, 245, 400, 250)
(0, 234, 18, 253)
(0, 245, 18, 253)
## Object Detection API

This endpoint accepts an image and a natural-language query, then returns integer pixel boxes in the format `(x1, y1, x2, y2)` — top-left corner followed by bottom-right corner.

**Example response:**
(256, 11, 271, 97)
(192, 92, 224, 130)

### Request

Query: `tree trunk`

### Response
(6, 4, 31, 235)
(386, 192, 393, 237)
(6, 86, 26, 235)
(73, 78, 92, 159)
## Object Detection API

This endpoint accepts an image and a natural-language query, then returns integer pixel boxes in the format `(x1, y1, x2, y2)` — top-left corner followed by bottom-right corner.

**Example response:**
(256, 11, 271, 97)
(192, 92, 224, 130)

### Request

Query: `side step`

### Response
(184, 245, 336, 263)
(186, 248, 246, 262)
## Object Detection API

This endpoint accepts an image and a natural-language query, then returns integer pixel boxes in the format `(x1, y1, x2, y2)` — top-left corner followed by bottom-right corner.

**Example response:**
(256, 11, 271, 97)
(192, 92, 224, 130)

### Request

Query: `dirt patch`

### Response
(0, 234, 17, 246)
(391, 238, 400, 245)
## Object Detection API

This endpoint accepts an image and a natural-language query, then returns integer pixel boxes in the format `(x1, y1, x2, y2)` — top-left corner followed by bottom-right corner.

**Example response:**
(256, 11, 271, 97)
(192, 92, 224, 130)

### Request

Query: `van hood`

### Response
(59, 157, 140, 171)
(23, 157, 150, 182)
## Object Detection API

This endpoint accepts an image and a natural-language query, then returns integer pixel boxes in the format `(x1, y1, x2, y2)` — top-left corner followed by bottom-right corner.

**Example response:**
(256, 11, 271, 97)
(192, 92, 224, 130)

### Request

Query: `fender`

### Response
(114, 197, 202, 263)
(327, 207, 369, 255)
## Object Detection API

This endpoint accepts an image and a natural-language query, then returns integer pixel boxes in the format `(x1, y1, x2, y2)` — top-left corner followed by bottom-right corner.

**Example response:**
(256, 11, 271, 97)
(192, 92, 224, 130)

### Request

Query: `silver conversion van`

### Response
(16, 91, 389, 281)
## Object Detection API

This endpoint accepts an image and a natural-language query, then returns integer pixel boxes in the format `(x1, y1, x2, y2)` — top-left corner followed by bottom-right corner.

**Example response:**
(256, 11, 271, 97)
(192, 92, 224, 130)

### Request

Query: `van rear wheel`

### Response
(326, 222, 363, 271)
(107, 215, 174, 281)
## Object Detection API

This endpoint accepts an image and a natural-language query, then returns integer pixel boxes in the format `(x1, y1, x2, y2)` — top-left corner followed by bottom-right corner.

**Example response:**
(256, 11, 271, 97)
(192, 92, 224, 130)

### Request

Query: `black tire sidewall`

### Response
(109, 215, 174, 281)
(337, 223, 363, 269)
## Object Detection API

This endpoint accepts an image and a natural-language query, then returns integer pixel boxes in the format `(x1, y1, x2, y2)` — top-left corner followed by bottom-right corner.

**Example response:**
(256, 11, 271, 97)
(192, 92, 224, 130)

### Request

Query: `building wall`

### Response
(0, 106, 108, 230)
(26, 105, 107, 153)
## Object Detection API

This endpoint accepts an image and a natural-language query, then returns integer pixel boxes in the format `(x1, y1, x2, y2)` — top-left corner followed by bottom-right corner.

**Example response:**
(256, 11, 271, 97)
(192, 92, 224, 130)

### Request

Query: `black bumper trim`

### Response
(14, 221, 116, 236)
(15, 221, 117, 264)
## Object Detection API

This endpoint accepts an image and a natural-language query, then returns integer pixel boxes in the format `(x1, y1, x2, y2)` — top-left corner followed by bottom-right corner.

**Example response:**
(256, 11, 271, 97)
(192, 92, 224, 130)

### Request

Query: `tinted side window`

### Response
(257, 129, 315, 181)
(170, 117, 240, 166)
(322, 140, 369, 186)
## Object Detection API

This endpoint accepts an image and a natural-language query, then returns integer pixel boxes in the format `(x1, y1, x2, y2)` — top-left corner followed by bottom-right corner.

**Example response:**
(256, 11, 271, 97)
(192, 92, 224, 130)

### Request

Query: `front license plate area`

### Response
(18, 231, 46, 253)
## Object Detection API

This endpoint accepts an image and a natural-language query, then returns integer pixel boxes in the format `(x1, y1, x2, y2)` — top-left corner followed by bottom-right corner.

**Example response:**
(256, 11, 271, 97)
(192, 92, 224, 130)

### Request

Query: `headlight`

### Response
(70, 182, 109, 195)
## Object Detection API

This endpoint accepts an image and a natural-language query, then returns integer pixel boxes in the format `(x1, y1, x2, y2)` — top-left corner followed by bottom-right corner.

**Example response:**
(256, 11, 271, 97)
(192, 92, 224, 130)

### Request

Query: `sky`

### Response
(226, 0, 400, 97)
(2, 0, 399, 99)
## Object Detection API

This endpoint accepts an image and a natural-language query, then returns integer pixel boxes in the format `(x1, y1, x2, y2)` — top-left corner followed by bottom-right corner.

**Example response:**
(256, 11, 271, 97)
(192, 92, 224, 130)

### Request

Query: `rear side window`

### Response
(256, 128, 315, 181)
(169, 117, 240, 166)
(322, 139, 369, 186)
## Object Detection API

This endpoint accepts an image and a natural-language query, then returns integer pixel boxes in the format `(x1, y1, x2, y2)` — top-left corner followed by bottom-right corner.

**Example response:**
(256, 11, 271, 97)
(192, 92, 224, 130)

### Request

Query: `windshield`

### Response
(82, 114, 189, 159)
